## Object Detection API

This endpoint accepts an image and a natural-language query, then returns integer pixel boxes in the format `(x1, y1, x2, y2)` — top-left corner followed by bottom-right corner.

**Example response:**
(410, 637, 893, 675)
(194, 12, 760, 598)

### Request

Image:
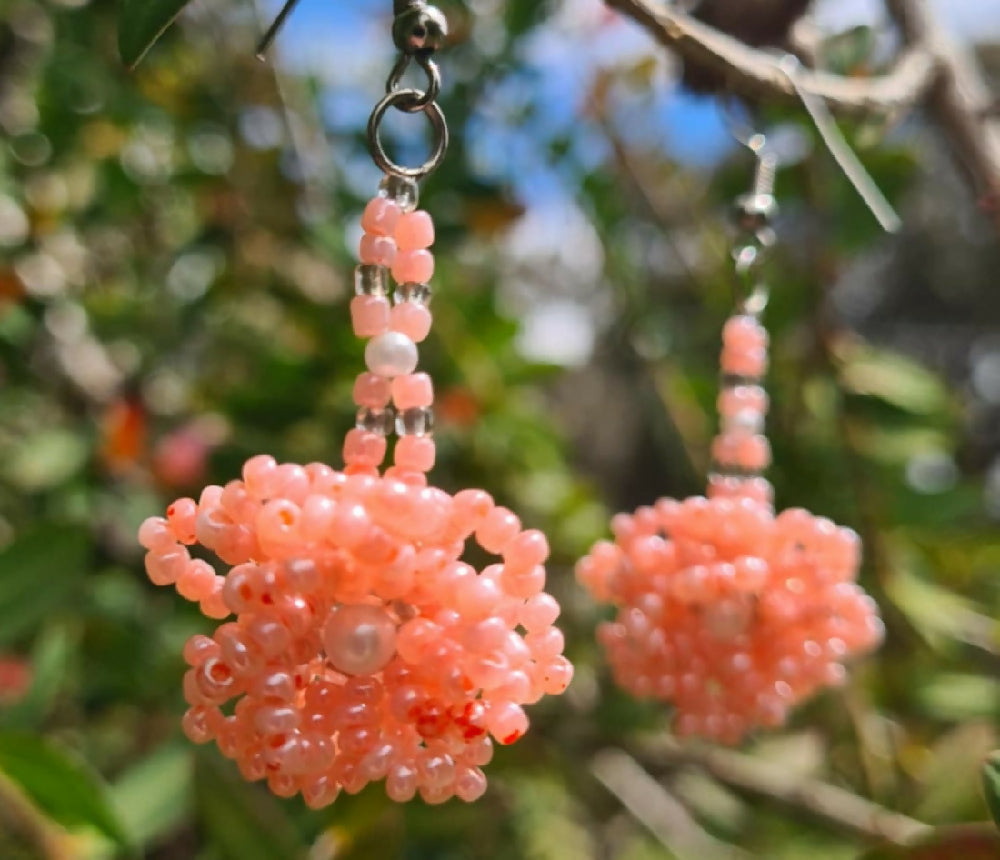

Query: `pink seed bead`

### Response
(350, 295, 390, 338)
(328, 502, 373, 550)
(177, 559, 217, 601)
(343, 428, 387, 469)
(394, 435, 436, 473)
(477, 507, 521, 555)
(242, 454, 279, 500)
(542, 656, 574, 695)
(711, 432, 771, 471)
(139, 516, 175, 550)
(360, 234, 397, 266)
(454, 574, 502, 620)
(519, 593, 561, 632)
(503, 529, 549, 573)
(464, 617, 508, 653)
(145, 548, 189, 586)
(353, 372, 392, 408)
(322, 604, 398, 676)
(165, 498, 198, 543)
(300, 495, 336, 541)
(395, 210, 435, 251)
(391, 249, 434, 284)
(389, 302, 432, 343)
(721, 346, 768, 378)
(722, 315, 768, 353)
(451, 489, 494, 533)
(198, 484, 223, 508)
(455, 766, 487, 803)
(361, 197, 402, 237)
(488, 701, 528, 745)
(501, 564, 546, 599)
(182, 634, 218, 666)
(391, 373, 434, 410)
(201, 578, 231, 619)
(525, 627, 564, 661)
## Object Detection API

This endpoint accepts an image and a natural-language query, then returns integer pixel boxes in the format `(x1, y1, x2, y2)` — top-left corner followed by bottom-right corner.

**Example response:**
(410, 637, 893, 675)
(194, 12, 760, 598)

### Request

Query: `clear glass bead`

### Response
(722, 410, 765, 434)
(396, 406, 434, 436)
(355, 264, 389, 297)
(356, 406, 395, 436)
(379, 175, 419, 212)
(395, 282, 432, 305)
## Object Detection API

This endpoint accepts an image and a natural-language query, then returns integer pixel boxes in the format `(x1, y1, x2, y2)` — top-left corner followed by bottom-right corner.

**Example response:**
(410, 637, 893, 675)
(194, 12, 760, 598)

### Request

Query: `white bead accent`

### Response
(322, 605, 397, 676)
(365, 331, 418, 378)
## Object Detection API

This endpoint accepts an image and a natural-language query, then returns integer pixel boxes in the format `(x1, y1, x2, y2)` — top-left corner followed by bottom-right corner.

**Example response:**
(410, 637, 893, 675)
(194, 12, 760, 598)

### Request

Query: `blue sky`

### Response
(262, 0, 1000, 364)
(268, 0, 1000, 177)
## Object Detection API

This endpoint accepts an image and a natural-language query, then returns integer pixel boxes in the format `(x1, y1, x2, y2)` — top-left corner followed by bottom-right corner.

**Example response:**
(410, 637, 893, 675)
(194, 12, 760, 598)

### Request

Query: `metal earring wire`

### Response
(721, 98, 775, 317)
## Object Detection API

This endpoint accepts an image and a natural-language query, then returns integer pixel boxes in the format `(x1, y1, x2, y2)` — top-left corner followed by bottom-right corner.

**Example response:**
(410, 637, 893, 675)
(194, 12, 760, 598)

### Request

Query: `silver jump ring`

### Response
(385, 55, 441, 112)
(367, 88, 449, 179)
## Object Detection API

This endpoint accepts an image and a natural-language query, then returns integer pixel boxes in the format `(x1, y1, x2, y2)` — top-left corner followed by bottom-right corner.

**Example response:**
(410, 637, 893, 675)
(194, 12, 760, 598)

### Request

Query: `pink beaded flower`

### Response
(140, 178, 572, 807)
(576, 313, 882, 744)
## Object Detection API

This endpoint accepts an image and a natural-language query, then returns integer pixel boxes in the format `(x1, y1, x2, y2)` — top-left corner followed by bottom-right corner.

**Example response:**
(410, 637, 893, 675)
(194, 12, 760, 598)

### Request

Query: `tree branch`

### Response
(591, 749, 750, 860)
(885, 0, 1000, 229)
(608, 0, 1000, 237)
(605, 0, 937, 116)
(635, 736, 931, 847)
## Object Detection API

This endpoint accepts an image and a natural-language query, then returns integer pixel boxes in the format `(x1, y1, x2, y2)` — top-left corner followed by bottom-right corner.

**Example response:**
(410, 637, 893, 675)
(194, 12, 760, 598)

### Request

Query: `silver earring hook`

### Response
(719, 97, 774, 317)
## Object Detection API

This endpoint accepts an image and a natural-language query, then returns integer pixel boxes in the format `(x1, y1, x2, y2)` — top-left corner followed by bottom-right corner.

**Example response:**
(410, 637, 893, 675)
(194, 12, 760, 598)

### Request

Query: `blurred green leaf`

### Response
(194, 753, 303, 860)
(0, 526, 89, 648)
(913, 722, 997, 822)
(983, 752, 1000, 832)
(4, 429, 88, 492)
(917, 674, 999, 722)
(840, 347, 951, 417)
(111, 743, 193, 849)
(886, 563, 997, 651)
(118, 0, 192, 68)
(0, 623, 73, 729)
(0, 731, 129, 848)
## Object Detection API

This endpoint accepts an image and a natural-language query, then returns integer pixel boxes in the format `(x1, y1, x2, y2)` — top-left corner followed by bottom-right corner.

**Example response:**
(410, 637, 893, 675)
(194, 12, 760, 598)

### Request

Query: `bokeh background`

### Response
(1, 0, 1000, 857)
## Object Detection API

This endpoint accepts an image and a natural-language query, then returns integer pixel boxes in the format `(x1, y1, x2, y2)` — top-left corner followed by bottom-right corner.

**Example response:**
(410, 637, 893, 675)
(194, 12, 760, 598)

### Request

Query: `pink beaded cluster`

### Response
(139, 180, 572, 807)
(576, 314, 882, 744)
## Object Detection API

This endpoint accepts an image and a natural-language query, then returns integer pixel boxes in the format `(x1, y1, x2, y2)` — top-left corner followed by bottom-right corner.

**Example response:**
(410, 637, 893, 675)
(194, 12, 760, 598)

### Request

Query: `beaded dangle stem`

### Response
(576, 139, 882, 745)
(139, 0, 572, 808)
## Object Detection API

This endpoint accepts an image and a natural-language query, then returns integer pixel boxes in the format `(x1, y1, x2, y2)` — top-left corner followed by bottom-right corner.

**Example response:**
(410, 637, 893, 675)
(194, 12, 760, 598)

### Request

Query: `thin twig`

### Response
(591, 748, 750, 860)
(635, 736, 931, 847)
(605, 0, 937, 116)
(884, 0, 1000, 232)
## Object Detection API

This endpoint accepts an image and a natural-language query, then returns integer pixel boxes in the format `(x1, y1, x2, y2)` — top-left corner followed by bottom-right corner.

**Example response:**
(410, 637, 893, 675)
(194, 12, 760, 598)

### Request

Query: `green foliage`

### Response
(118, 0, 193, 68)
(982, 752, 1000, 832)
(0, 527, 88, 648)
(0, 732, 129, 848)
(0, 0, 997, 856)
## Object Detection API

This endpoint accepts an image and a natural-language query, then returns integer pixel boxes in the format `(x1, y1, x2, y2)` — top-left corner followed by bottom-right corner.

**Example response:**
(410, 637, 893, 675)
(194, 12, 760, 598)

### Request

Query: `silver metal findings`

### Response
(367, 90, 449, 180)
(366, 1, 450, 181)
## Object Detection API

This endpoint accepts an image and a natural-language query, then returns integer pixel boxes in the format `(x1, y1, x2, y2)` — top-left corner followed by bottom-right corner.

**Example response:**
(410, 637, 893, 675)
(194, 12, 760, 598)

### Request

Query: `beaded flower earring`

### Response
(138, 0, 572, 808)
(576, 134, 883, 745)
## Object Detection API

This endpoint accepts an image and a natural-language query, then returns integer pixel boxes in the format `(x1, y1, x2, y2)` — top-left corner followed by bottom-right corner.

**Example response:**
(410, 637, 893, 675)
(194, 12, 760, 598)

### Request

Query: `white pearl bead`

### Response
(365, 331, 418, 378)
(322, 604, 397, 676)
